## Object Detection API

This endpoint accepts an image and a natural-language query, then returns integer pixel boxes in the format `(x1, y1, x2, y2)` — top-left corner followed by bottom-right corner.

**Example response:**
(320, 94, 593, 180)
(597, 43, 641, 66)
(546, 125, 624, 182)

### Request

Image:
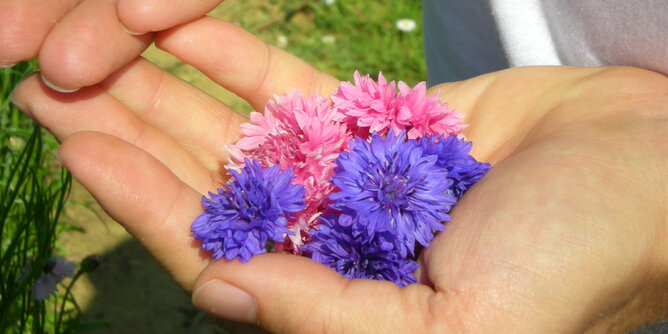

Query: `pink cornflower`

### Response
(332, 71, 466, 140)
(397, 81, 466, 139)
(273, 208, 321, 255)
(331, 71, 397, 138)
(227, 90, 349, 248)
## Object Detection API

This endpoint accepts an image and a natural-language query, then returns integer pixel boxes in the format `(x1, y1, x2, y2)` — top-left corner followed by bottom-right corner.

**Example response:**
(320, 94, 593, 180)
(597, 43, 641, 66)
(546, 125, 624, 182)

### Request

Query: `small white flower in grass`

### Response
(276, 35, 288, 48)
(321, 34, 336, 44)
(323, 0, 335, 5)
(8, 137, 25, 152)
(396, 18, 417, 32)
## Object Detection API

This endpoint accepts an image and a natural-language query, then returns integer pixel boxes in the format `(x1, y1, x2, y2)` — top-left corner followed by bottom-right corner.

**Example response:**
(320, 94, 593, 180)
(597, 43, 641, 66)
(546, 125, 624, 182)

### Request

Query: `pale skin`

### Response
(5, 2, 668, 333)
(0, 0, 221, 90)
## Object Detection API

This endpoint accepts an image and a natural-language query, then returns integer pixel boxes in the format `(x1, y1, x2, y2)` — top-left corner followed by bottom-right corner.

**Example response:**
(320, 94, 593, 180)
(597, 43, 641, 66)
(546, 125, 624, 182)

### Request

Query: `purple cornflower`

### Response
(302, 212, 419, 286)
(418, 134, 491, 199)
(329, 130, 456, 257)
(31, 257, 76, 301)
(191, 158, 306, 262)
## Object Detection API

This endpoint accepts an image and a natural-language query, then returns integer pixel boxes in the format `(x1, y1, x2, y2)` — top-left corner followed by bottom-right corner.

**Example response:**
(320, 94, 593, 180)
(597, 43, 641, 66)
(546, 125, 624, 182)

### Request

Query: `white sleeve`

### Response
(423, 0, 668, 85)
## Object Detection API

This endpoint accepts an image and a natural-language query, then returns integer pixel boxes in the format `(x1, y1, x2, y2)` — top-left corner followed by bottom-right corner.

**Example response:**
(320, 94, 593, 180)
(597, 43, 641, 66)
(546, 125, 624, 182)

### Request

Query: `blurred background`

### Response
(1, 1, 426, 333)
(144, 0, 426, 117)
(2, 1, 667, 333)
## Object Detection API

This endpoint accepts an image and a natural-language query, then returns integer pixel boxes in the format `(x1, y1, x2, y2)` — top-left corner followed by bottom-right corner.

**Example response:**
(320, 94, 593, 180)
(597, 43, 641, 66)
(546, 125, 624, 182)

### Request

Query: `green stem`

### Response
(54, 269, 84, 334)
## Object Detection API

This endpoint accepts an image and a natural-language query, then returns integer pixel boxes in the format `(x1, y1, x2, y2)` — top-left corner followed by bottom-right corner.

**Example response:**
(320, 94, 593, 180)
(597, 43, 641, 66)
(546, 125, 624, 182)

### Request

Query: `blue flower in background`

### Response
(302, 211, 419, 287)
(191, 158, 306, 262)
(31, 257, 76, 301)
(329, 130, 455, 257)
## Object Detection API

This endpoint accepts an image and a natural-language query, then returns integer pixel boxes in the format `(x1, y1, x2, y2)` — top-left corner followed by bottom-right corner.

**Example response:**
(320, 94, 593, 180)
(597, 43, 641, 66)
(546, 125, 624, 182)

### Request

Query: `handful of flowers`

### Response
(191, 72, 490, 286)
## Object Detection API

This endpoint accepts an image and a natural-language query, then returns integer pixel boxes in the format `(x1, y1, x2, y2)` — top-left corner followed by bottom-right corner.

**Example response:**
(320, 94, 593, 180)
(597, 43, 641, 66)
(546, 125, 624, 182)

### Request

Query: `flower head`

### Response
(418, 134, 491, 199)
(302, 211, 418, 286)
(321, 34, 336, 44)
(32, 274, 59, 301)
(332, 72, 398, 138)
(397, 82, 466, 139)
(396, 19, 417, 32)
(273, 208, 321, 255)
(31, 257, 76, 301)
(332, 72, 465, 140)
(329, 130, 456, 256)
(191, 159, 306, 262)
(228, 90, 348, 217)
(276, 35, 288, 48)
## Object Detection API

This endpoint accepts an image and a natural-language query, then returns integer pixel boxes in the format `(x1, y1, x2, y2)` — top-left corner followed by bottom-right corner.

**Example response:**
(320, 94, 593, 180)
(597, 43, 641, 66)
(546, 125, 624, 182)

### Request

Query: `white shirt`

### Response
(423, 0, 668, 85)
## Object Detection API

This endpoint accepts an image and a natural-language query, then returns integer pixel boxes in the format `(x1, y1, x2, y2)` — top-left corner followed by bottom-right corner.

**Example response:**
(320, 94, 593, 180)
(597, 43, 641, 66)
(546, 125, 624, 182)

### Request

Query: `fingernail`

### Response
(192, 280, 258, 324)
(40, 73, 79, 93)
(9, 91, 27, 111)
(119, 21, 145, 36)
(0, 62, 17, 68)
(10, 89, 38, 123)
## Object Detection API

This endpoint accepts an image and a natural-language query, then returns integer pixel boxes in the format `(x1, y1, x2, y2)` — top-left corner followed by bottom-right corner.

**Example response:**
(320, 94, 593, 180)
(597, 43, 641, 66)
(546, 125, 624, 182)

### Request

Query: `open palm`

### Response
(12, 17, 667, 333)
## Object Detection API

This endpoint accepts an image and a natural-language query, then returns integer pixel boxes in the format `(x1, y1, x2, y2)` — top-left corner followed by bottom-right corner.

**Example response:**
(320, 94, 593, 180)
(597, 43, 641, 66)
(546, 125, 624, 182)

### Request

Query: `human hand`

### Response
(0, 0, 222, 92)
(11, 16, 667, 333)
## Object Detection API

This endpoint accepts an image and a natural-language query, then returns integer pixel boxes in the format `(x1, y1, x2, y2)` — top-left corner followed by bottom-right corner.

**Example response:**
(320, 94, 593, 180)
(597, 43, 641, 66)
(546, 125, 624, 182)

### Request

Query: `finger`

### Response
(156, 16, 341, 112)
(38, 0, 153, 92)
(57, 131, 209, 289)
(12, 72, 220, 194)
(191, 254, 442, 333)
(99, 57, 248, 173)
(0, 0, 81, 66)
(116, 0, 223, 34)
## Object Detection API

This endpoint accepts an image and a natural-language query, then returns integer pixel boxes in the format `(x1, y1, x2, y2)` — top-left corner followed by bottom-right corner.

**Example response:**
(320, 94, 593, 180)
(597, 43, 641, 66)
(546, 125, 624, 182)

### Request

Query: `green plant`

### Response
(0, 63, 91, 333)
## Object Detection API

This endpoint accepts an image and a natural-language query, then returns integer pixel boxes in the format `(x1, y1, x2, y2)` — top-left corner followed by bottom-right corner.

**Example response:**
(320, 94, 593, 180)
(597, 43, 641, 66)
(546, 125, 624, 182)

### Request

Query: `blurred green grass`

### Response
(146, 0, 425, 115)
(253, 0, 425, 84)
(216, 0, 425, 84)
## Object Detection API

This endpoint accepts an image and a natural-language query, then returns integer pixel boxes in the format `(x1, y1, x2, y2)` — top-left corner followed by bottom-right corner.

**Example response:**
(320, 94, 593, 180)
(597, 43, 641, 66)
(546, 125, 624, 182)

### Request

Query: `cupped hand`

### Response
(11, 16, 668, 334)
(0, 0, 222, 91)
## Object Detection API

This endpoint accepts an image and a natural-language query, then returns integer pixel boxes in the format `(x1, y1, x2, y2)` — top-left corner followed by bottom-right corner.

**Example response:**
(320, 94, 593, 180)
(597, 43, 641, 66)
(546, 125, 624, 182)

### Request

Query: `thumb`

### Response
(191, 253, 439, 333)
